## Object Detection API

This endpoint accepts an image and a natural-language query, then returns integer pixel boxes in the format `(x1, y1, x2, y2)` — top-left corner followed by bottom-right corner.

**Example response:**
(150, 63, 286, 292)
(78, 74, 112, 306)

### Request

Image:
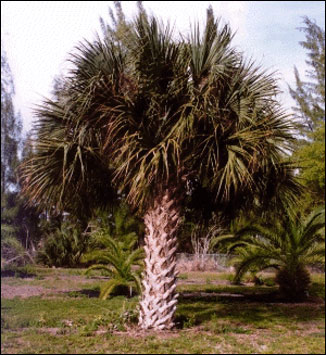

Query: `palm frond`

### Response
(22, 7, 303, 217)
(84, 264, 114, 277)
(99, 279, 125, 300)
(226, 206, 325, 286)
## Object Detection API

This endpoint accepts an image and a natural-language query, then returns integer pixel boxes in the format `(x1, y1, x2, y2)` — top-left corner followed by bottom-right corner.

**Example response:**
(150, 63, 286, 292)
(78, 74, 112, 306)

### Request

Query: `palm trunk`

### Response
(139, 190, 180, 330)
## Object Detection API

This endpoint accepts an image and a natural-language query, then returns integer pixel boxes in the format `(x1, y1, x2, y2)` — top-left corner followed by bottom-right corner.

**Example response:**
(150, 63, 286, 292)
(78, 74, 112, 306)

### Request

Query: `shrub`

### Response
(37, 222, 89, 267)
(1, 235, 35, 268)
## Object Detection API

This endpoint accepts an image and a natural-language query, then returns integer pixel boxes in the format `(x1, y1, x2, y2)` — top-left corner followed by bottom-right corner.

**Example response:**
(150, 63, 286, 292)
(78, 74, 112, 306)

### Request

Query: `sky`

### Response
(1, 1, 325, 134)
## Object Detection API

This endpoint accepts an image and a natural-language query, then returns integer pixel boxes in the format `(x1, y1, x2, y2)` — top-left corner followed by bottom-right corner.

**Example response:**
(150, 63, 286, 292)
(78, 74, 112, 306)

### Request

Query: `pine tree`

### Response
(289, 17, 325, 131)
(1, 45, 22, 194)
(1, 45, 39, 265)
(289, 17, 325, 207)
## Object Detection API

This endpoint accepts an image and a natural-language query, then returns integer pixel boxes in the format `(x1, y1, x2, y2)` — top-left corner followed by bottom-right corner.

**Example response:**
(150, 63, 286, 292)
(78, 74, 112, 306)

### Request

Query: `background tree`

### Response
(1, 45, 26, 265)
(22, 6, 301, 330)
(1, 45, 22, 194)
(1, 45, 41, 267)
(289, 17, 325, 208)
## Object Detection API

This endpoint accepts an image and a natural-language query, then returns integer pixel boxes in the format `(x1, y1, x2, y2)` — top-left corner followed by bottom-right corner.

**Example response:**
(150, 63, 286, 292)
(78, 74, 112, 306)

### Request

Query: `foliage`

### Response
(217, 207, 325, 299)
(1, 46, 22, 265)
(1, 46, 41, 267)
(99, 0, 137, 50)
(1, 44, 22, 194)
(289, 17, 325, 208)
(90, 203, 144, 242)
(289, 17, 325, 131)
(294, 123, 325, 208)
(1, 192, 38, 267)
(37, 221, 90, 267)
(1, 235, 34, 269)
(21, 5, 302, 220)
(1, 193, 19, 239)
(83, 228, 144, 299)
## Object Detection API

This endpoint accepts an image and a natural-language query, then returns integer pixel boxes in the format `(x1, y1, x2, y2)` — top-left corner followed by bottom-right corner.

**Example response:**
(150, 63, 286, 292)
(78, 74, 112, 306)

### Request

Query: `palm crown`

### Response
(22, 8, 300, 215)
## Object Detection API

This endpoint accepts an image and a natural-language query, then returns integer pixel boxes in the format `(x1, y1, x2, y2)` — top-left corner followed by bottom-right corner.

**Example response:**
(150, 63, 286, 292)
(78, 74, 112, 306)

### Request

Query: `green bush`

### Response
(1, 236, 35, 268)
(37, 222, 89, 267)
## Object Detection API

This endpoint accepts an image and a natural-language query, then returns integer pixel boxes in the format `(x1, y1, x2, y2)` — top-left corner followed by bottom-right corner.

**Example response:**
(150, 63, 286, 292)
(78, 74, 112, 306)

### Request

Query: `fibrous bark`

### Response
(139, 190, 180, 330)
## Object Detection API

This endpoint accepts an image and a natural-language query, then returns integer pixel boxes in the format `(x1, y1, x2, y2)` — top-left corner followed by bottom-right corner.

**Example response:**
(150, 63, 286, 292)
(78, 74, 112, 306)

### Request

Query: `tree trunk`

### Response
(139, 190, 180, 330)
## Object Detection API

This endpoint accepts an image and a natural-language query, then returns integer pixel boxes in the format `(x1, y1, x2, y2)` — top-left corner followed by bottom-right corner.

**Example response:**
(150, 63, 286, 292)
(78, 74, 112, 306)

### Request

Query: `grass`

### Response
(1, 266, 325, 354)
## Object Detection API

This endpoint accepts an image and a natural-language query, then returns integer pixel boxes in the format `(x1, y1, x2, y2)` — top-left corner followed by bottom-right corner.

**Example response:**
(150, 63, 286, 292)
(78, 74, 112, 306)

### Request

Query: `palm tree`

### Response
(83, 230, 144, 299)
(22, 6, 301, 329)
(218, 207, 325, 299)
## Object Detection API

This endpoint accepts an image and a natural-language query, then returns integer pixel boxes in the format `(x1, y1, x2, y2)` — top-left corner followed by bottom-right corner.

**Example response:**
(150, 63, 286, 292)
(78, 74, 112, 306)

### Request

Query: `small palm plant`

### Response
(215, 207, 325, 300)
(83, 228, 144, 300)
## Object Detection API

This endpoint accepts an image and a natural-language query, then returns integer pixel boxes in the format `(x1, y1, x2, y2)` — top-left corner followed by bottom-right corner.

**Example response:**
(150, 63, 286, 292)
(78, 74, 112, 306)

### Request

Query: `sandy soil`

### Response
(1, 284, 52, 299)
(1, 274, 98, 299)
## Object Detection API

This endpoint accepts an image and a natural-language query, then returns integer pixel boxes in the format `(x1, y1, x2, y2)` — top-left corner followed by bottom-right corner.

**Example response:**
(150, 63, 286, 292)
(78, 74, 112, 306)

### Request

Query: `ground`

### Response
(1, 267, 325, 354)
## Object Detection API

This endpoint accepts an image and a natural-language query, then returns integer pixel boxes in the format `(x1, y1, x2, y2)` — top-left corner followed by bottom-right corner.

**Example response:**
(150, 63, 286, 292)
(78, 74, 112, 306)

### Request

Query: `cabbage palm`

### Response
(22, 7, 301, 329)
(222, 207, 325, 299)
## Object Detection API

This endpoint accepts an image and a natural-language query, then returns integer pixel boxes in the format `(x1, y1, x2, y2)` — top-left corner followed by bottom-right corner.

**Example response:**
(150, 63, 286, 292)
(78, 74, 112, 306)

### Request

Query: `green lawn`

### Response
(1, 267, 325, 354)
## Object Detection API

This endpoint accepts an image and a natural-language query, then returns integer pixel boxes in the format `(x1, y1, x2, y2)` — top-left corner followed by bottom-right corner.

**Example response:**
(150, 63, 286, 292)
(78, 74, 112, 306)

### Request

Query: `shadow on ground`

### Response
(63, 285, 141, 299)
(63, 289, 100, 298)
(179, 290, 297, 303)
(1, 269, 36, 278)
(175, 290, 325, 328)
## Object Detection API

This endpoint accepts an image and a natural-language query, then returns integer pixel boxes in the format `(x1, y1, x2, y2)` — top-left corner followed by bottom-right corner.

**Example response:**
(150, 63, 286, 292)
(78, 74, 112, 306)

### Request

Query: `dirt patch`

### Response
(3, 327, 63, 335)
(45, 275, 108, 282)
(1, 284, 53, 299)
(114, 326, 183, 339)
(37, 327, 62, 335)
(0, 273, 99, 299)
